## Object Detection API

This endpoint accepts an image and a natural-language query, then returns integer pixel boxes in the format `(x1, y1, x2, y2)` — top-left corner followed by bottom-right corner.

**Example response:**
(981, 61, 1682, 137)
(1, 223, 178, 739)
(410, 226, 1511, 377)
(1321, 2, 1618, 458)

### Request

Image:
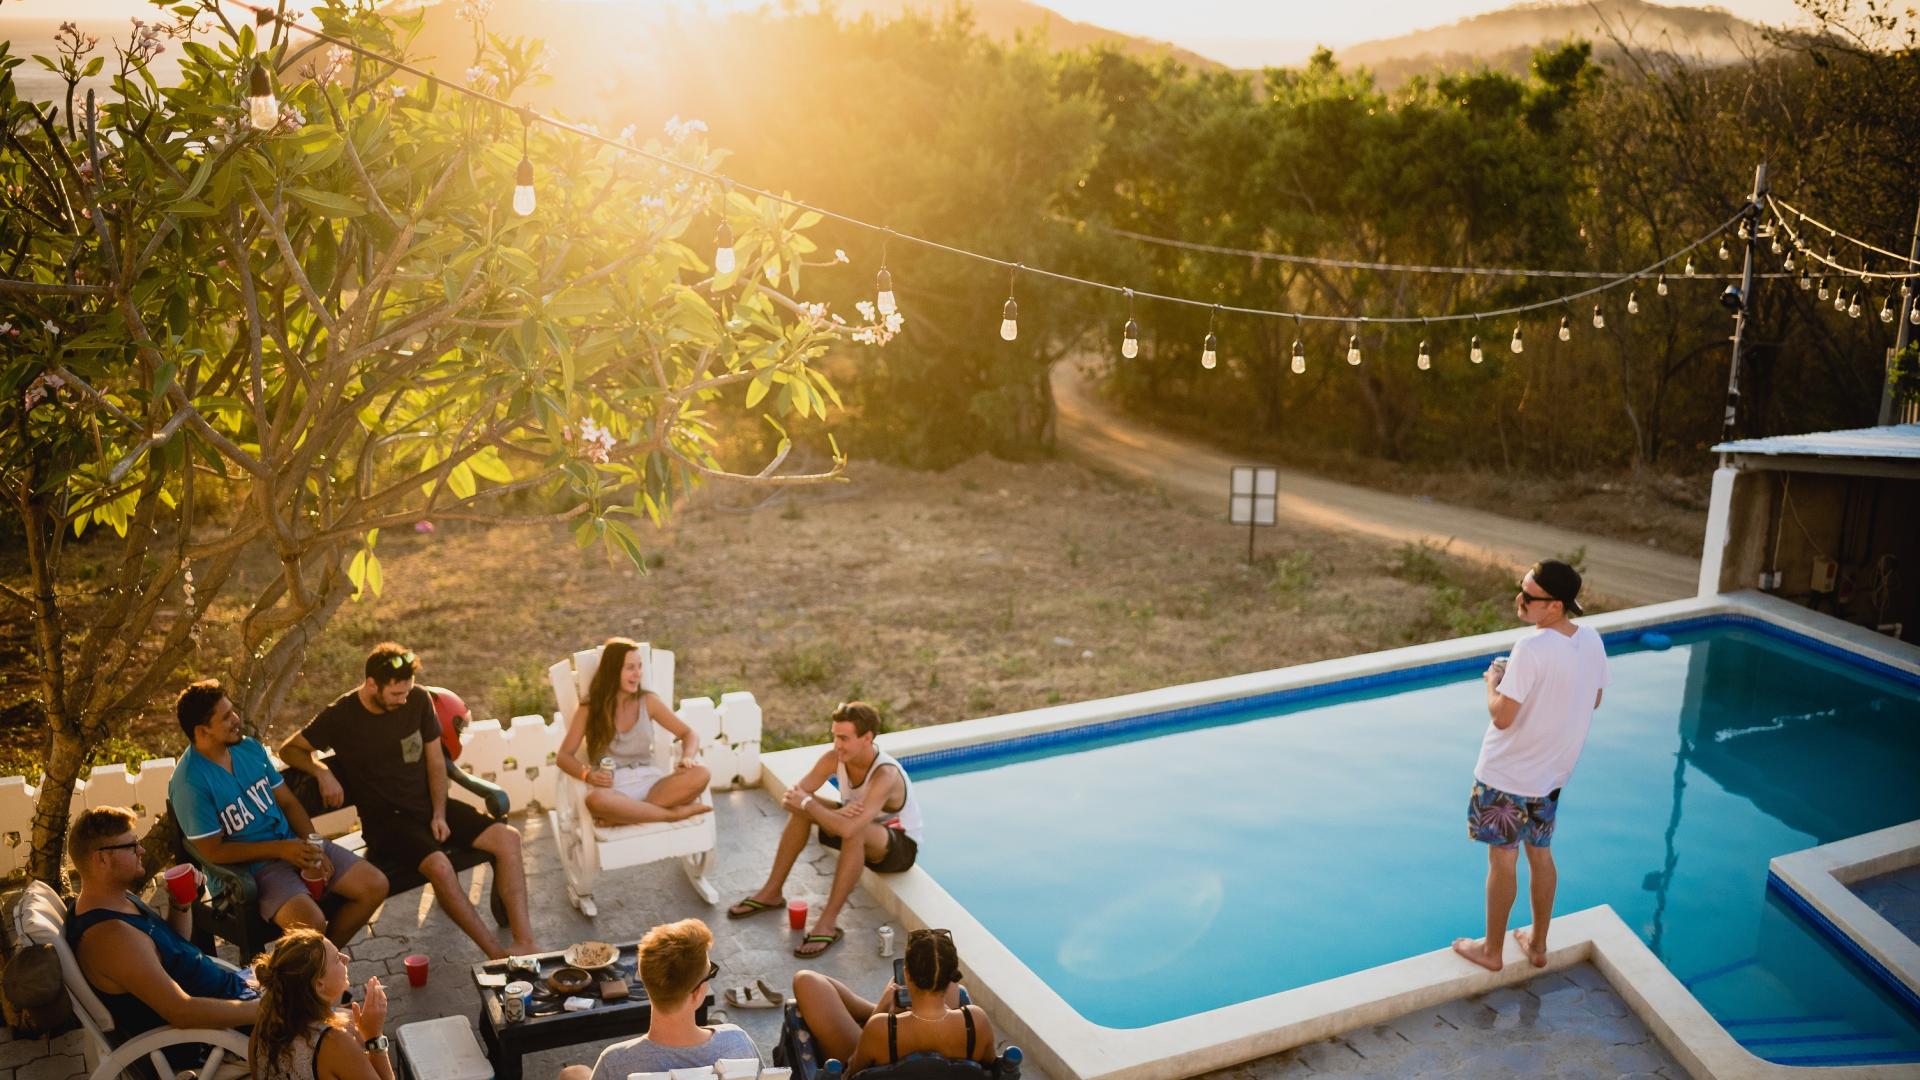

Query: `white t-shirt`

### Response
(1474, 624, 1611, 798)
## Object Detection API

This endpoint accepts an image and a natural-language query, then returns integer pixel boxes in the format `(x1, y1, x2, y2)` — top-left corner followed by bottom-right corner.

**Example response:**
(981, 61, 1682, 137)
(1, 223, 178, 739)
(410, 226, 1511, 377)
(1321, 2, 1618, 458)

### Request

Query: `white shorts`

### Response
(610, 764, 666, 801)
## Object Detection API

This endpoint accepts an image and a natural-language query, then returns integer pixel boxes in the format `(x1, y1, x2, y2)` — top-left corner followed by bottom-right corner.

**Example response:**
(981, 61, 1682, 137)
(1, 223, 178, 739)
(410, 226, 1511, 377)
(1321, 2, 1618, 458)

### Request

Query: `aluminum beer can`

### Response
(877, 925, 895, 958)
(306, 833, 324, 849)
(599, 756, 616, 773)
(502, 991, 526, 1023)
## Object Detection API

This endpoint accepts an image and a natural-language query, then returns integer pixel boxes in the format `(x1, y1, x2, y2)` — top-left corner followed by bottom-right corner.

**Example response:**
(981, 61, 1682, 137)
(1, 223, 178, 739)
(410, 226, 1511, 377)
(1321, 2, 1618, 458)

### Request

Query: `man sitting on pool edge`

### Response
(726, 701, 924, 958)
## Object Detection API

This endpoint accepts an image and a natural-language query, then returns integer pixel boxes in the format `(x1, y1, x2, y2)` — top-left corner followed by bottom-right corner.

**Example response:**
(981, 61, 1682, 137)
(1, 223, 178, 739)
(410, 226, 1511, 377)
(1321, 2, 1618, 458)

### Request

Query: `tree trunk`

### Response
(29, 731, 87, 887)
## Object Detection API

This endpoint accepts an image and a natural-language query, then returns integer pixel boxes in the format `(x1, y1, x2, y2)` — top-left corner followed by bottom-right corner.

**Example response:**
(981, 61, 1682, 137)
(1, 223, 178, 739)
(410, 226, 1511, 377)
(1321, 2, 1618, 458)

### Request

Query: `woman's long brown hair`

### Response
(249, 929, 336, 1075)
(584, 636, 644, 763)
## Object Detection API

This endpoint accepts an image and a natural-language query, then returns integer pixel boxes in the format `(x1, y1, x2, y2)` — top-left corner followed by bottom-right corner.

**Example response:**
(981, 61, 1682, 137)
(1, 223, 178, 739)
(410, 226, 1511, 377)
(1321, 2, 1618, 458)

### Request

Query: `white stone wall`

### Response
(0, 694, 761, 879)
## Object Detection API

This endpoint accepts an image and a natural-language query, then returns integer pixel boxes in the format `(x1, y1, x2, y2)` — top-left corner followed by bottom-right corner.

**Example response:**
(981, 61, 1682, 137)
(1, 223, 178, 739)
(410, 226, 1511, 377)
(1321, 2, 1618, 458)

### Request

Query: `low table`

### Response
(471, 944, 711, 1080)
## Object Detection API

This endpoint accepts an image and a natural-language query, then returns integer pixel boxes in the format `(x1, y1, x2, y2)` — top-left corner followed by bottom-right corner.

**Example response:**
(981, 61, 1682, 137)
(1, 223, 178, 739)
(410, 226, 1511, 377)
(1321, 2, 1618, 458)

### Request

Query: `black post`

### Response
(1720, 164, 1767, 461)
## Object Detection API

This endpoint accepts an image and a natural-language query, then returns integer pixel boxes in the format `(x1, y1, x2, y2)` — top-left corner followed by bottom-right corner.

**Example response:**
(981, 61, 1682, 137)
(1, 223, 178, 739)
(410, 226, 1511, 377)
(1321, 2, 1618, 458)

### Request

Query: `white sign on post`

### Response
(1229, 465, 1278, 561)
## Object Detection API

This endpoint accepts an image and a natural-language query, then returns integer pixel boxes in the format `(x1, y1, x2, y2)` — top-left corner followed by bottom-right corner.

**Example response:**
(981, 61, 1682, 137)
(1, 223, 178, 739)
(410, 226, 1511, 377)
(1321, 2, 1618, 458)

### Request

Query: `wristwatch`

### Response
(364, 1035, 390, 1055)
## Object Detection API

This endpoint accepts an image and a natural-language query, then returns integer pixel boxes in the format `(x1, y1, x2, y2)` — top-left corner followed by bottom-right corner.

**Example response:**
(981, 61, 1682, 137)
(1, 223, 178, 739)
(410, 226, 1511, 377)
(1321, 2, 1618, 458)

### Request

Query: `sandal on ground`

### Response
(793, 927, 844, 959)
(724, 983, 785, 1009)
(726, 896, 784, 920)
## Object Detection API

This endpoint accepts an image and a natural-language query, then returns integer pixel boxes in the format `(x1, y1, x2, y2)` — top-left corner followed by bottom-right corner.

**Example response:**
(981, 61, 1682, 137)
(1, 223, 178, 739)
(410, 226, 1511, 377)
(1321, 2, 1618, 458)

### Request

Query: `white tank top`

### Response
(836, 749, 924, 843)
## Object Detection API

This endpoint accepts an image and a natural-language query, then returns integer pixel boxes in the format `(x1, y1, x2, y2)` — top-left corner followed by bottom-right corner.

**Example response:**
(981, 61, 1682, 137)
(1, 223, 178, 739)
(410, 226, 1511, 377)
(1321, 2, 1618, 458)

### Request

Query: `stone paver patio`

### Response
(4, 788, 1689, 1080)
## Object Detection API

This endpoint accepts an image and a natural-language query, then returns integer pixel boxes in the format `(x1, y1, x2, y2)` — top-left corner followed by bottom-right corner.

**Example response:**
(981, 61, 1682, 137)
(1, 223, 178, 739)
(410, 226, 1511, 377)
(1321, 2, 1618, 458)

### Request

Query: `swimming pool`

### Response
(761, 594, 1920, 1079)
(901, 617, 1920, 1065)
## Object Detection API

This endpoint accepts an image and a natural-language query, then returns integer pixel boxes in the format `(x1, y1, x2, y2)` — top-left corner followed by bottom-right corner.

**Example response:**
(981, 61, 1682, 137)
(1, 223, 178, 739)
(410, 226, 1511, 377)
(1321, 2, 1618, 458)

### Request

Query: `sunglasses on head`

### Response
(389, 651, 417, 670)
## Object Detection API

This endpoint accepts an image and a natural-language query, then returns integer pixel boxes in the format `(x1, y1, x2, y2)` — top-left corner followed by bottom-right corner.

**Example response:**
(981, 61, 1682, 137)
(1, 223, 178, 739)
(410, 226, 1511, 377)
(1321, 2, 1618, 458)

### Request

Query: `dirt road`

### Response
(1051, 362, 1702, 607)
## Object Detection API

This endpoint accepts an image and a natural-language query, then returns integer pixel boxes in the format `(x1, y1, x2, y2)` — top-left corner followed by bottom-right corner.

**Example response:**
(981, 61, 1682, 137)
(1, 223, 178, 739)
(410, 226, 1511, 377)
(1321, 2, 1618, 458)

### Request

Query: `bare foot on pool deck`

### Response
(1513, 927, 1547, 967)
(1452, 936, 1504, 972)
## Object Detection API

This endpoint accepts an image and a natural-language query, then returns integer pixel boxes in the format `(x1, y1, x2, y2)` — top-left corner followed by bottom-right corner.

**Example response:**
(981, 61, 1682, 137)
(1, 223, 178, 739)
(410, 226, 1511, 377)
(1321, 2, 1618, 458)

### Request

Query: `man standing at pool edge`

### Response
(1452, 559, 1609, 972)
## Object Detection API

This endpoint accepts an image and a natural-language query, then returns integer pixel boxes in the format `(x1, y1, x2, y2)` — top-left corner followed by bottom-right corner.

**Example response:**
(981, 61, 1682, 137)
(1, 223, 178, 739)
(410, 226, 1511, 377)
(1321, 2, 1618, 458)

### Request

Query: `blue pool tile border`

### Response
(1767, 868, 1920, 1037)
(900, 613, 1920, 777)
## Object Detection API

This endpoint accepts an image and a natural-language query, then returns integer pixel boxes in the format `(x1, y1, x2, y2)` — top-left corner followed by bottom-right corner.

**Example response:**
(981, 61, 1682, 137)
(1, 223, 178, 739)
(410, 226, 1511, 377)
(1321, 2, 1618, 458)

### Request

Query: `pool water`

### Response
(908, 621, 1920, 1066)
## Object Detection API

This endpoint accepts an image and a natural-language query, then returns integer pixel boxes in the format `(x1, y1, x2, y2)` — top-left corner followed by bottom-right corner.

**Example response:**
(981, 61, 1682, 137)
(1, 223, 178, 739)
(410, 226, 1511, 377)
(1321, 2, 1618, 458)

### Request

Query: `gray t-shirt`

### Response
(588, 1025, 758, 1080)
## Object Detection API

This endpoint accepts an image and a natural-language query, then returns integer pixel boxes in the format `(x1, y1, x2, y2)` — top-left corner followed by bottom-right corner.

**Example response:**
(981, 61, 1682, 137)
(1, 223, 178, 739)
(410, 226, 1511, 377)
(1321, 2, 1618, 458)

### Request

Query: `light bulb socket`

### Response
(515, 156, 533, 186)
(1002, 297, 1018, 321)
(876, 268, 892, 292)
(249, 63, 272, 98)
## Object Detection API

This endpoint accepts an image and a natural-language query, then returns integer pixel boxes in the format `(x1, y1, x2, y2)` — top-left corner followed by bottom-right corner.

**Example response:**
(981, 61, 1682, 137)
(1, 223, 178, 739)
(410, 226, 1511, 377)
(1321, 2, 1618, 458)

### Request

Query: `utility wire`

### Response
(220, 0, 1751, 326)
(1767, 196, 1920, 282)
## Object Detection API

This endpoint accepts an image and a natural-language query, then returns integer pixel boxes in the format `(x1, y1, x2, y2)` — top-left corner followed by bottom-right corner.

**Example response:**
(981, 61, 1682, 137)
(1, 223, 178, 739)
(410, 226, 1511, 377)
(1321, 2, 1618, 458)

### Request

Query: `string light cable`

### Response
(1766, 194, 1920, 268)
(209, 1, 1760, 329)
(1766, 198, 1920, 282)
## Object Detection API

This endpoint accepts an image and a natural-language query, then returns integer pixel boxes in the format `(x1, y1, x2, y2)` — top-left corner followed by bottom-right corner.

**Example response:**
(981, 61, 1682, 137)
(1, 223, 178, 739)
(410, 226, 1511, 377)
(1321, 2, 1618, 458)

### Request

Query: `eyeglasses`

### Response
(96, 841, 142, 854)
(1516, 585, 1557, 606)
(703, 960, 719, 985)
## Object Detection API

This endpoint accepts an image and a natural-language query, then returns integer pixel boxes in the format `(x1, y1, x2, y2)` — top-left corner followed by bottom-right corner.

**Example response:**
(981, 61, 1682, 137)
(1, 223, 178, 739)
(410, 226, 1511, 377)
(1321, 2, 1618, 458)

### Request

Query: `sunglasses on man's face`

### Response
(1516, 585, 1557, 606)
(96, 841, 142, 855)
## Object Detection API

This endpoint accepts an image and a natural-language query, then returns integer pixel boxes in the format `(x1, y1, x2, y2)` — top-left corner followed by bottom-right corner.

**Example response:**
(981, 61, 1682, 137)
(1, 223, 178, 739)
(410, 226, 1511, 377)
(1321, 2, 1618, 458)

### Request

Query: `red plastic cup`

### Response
(787, 899, 808, 930)
(301, 867, 326, 899)
(163, 864, 197, 907)
(404, 954, 429, 987)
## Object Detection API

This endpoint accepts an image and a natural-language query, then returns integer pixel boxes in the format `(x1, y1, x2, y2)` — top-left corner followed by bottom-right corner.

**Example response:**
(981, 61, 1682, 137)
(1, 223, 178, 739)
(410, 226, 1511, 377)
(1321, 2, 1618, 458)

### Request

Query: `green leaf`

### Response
(287, 187, 366, 219)
(745, 371, 773, 408)
(447, 461, 476, 499)
(468, 445, 513, 483)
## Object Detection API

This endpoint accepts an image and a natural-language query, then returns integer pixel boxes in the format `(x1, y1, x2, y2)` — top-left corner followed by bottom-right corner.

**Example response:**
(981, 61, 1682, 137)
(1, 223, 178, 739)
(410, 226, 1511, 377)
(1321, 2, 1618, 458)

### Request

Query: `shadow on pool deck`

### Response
(0, 788, 1685, 1080)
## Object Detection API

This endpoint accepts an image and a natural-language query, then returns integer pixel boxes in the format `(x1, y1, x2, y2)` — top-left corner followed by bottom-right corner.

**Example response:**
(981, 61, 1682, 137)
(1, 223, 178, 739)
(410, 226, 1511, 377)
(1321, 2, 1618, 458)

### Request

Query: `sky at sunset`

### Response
(18, 0, 1818, 65)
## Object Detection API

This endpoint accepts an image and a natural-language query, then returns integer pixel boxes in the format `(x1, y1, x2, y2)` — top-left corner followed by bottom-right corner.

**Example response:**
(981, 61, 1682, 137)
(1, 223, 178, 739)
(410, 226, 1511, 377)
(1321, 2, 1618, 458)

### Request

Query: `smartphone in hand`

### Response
(893, 959, 909, 1010)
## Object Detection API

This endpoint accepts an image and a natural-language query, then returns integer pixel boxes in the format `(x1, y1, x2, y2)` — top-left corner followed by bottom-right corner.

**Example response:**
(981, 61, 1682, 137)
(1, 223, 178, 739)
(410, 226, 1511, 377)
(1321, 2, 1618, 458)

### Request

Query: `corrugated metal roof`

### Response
(1713, 423, 1920, 460)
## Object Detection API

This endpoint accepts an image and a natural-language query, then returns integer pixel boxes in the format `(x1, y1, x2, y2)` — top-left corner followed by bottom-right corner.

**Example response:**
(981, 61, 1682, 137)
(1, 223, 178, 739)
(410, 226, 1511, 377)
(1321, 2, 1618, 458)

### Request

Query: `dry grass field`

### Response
(2, 454, 1564, 772)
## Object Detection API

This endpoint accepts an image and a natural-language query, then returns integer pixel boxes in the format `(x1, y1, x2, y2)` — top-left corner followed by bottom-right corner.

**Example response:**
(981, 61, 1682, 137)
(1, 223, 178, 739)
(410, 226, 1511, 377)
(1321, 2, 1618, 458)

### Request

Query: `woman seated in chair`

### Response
(797, 929, 993, 1074)
(557, 637, 712, 824)
(250, 929, 392, 1080)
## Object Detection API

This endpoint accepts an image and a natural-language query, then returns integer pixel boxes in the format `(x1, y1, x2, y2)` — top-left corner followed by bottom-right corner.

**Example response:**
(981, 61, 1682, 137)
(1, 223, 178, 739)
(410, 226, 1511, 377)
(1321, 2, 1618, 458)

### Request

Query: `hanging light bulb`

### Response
(1592, 304, 1605, 329)
(712, 221, 736, 276)
(1835, 289, 1849, 313)
(1770, 236, 1784, 255)
(1627, 290, 1640, 315)
(876, 268, 897, 316)
(1510, 325, 1524, 354)
(1346, 334, 1362, 365)
(1880, 296, 1894, 323)
(1797, 272, 1811, 290)
(1684, 257, 1696, 277)
(999, 297, 1019, 341)
(1289, 314, 1305, 374)
(1121, 317, 1139, 359)
(1416, 339, 1430, 370)
(1737, 221, 1750, 241)
(511, 155, 535, 216)
(1847, 292, 1861, 318)
(1469, 334, 1484, 364)
(246, 62, 279, 131)
(1910, 301, 1920, 326)
(1756, 219, 1773, 238)
(1657, 274, 1669, 296)
(1782, 251, 1795, 271)
(1200, 331, 1218, 369)
(1818, 277, 1831, 301)
(1558, 314, 1571, 341)
(1717, 240, 1730, 261)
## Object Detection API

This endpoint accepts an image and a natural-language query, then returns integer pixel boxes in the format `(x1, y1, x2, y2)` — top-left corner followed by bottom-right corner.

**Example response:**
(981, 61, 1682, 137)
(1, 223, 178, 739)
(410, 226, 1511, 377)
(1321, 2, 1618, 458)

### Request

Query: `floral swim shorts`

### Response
(1467, 781, 1560, 848)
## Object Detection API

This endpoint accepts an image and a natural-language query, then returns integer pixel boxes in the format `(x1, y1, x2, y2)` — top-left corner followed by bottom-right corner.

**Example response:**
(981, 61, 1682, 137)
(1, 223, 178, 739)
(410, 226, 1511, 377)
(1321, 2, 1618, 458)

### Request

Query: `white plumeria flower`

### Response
(44, 320, 59, 335)
(834, 249, 849, 264)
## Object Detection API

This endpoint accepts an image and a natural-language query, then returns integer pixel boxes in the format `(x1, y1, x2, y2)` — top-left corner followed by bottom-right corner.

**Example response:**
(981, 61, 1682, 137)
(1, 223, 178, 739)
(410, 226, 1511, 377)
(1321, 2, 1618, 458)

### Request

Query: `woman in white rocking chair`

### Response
(557, 638, 713, 824)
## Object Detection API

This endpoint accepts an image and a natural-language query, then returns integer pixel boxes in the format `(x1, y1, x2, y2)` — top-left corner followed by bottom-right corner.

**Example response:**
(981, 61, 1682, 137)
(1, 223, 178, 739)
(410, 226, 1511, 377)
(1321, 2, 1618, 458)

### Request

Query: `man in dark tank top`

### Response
(66, 806, 259, 1067)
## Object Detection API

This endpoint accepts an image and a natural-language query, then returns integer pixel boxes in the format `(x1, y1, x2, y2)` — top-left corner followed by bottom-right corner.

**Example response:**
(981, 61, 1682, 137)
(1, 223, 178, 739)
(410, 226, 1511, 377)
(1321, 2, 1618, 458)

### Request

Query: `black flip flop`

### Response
(727, 896, 784, 920)
(793, 927, 844, 959)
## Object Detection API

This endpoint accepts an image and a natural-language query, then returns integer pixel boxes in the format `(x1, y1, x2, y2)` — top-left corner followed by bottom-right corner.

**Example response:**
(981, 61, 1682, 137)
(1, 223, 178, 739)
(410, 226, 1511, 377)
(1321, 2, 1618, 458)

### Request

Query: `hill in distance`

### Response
(1335, 0, 1783, 88)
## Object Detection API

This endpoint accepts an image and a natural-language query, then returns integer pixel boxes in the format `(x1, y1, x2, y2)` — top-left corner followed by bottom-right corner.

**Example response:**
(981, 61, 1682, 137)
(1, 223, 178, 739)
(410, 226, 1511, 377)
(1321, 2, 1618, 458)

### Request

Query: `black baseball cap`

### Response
(1531, 559, 1584, 615)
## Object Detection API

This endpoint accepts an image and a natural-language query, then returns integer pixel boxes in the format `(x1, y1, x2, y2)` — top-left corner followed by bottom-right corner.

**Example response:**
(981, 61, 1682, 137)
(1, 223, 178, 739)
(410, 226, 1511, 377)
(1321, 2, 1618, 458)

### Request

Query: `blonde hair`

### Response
(249, 930, 338, 1074)
(637, 918, 711, 1006)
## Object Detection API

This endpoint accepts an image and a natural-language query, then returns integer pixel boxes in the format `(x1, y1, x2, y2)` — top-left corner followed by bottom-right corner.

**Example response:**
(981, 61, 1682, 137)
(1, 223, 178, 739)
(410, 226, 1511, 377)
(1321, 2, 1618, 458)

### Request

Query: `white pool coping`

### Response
(761, 591, 1920, 1080)
(1770, 822, 1920, 1005)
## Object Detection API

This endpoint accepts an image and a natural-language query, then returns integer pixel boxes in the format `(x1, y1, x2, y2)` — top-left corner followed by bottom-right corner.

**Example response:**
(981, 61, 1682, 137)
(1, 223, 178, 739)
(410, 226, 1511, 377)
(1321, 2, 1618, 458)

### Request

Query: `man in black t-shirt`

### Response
(280, 642, 539, 958)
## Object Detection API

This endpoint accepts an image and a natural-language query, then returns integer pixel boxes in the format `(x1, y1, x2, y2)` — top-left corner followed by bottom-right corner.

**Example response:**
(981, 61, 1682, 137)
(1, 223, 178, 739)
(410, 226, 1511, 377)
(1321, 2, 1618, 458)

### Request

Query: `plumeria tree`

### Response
(0, 0, 894, 881)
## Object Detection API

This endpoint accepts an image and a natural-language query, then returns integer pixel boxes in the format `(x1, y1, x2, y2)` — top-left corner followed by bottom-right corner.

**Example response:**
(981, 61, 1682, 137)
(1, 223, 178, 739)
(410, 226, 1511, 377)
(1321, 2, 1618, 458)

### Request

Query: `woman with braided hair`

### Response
(791, 929, 992, 1073)
(249, 929, 392, 1080)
